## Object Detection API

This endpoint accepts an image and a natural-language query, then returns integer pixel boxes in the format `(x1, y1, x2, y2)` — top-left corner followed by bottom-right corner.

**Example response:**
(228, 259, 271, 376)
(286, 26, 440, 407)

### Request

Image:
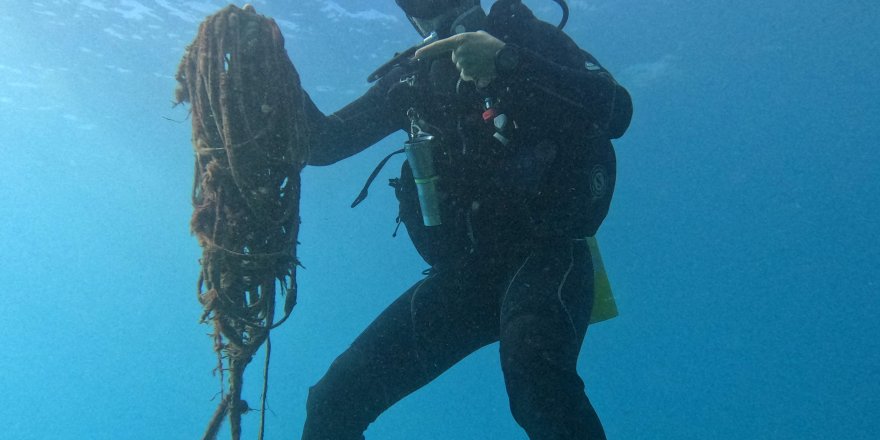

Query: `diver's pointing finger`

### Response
(414, 34, 466, 60)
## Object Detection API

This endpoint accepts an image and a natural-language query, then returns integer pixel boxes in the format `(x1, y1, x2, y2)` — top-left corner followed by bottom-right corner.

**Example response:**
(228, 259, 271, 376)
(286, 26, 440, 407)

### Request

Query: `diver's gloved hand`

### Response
(414, 31, 506, 88)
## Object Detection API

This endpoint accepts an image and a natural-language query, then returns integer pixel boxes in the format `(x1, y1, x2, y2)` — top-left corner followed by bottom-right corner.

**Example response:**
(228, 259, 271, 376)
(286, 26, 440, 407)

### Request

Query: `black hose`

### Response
(552, 0, 569, 29)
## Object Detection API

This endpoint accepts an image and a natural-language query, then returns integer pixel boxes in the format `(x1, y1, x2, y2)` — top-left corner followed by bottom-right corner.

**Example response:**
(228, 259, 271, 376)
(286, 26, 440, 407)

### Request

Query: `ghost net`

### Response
(174, 5, 309, 439)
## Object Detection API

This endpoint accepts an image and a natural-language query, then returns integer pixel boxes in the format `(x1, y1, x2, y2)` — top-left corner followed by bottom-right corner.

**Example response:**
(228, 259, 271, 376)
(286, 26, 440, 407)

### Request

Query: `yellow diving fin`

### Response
(587, 236, 618, 324)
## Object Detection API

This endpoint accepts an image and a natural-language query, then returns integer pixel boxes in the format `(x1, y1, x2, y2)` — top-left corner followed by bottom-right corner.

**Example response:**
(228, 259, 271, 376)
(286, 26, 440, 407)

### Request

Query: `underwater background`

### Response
(1, 0, 877, 439)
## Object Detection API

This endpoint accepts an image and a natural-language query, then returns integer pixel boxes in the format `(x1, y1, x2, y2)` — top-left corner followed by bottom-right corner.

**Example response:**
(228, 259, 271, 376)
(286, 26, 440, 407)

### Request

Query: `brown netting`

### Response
(174, 5, 309, 439)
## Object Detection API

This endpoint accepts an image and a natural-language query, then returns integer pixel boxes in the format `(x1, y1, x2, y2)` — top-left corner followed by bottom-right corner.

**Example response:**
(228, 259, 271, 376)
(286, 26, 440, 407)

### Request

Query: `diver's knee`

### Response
(304, 362, 352, 417)
(304, 381, 334, 427)
(303, 374, 365, 440)
(304, 379, 326, 412)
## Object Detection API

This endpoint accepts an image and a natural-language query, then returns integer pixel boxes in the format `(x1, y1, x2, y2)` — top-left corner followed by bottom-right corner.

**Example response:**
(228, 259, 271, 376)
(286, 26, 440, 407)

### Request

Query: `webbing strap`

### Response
(351, 148, 406, 208)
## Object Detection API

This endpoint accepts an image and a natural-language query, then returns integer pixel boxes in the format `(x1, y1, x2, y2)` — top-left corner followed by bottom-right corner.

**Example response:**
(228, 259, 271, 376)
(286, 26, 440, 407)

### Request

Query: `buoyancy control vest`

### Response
(372, 1, 623, 267)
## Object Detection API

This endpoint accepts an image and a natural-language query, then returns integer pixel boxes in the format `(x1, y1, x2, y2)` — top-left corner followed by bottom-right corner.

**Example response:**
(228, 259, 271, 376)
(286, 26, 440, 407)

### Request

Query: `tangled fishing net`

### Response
(174, 5, 309, 439)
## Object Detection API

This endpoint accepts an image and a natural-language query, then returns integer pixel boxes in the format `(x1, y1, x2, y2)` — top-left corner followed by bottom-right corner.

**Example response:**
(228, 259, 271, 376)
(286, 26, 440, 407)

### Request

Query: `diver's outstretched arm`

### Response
(301, 75, 409, 166)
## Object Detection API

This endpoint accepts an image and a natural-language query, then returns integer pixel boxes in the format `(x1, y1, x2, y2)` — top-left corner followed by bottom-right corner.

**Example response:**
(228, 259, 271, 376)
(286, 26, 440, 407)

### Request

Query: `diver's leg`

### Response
(302, 268, 501, 440)
(499, 239, 606, 440)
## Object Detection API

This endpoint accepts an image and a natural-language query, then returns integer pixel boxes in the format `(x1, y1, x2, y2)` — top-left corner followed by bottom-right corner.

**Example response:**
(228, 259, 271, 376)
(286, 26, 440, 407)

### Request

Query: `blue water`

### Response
(1, 1, 877, 439)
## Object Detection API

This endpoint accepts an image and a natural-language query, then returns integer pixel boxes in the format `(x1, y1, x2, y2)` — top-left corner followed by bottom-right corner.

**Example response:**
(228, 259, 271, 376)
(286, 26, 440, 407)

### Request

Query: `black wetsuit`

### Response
(301, 1, 632, 439)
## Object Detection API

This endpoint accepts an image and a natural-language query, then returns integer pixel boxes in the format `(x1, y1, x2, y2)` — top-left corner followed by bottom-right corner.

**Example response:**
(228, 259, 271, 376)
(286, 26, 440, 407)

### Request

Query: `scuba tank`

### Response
(404, 108, 443, 226)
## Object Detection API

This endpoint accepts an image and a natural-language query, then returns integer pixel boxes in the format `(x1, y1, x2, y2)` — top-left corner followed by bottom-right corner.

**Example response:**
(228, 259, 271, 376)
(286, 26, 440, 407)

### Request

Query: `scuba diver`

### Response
(300, 0, 632, 438)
